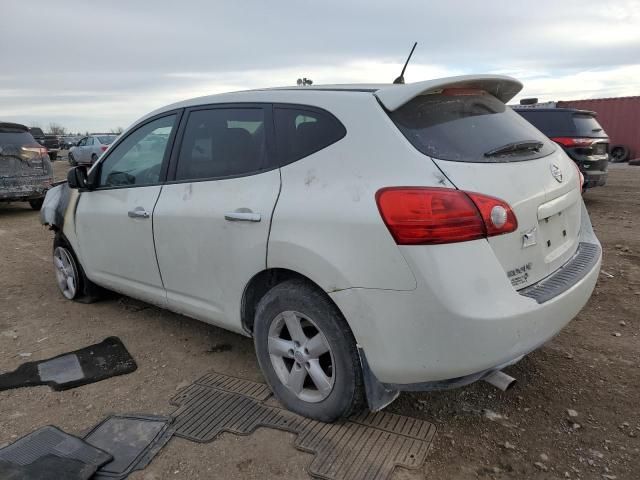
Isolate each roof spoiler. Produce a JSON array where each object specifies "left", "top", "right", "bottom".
[{"left": 374, "top": 74, "right": 523, "bottom": 111}]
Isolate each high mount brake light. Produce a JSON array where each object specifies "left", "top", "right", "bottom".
[
  {"left": 376, "top": 187, "right": 518, "bottom": 245},
  {"left": 551, "top": 137, "right": 594, "bottom": 148},
  {"left": 441, "top": 88, "right": 487, "bottom": 96}
]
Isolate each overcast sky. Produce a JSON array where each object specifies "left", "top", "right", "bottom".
[{"left": 2, "top": 0, "right": 639, "bottom": 133}]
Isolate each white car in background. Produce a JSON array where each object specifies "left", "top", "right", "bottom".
[
  {"left": 43, "top": 74, "right": 601, "bottom": 421},
  {"left": 68, "top": 134, "right": 117, "bottom": 166}
]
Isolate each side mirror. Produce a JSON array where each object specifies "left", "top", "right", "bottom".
[{"left": 67, "top": 166, "right": 90, "bottom": 190}]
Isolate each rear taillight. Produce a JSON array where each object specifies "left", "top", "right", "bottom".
[
  {"left": 21, "top": 146, "right": 48, "bottom": 155},
  {"left": 551, "top": 137, "right": 594, "bottom": 147},
  {"left": 100, "top": 145, "right": 108, "bottom": 152},
  {"left": 572, "top": 163, "right": 584, "bottom": 191},
  {"left": 376, "top": 187, "right": 518, "bottom": 245}
]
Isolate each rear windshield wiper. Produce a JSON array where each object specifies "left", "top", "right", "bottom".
[{"left": 484, "top": 140, "right": 544, "bottom": 157}]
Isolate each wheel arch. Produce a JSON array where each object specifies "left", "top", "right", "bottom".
[{"left": 240, "top": 268, "right": 352, "bottom": 337}]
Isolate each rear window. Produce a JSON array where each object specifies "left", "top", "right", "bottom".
[
  {"left": 389, "top": 92, "right": 555, "bottom": 163},
  {"left": 97, "top": 135, "right": 117, "bottom": 144},
  {"left": 515, "top": 110, "right": 607, "bottom": 138},
  {"left": 572, "top": 114, "right": 607, "bottom": 137},
  {"left": 0, "top": 131, "right": 37, "bottom": 146}
]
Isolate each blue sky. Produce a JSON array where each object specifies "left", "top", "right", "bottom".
[{"left": 1, "top": 0, "right": 638, "bottom": 132}]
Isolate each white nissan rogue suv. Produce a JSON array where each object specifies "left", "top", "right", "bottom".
[{"left": 42, "top": 75, "right": 601, "bottom": 421}]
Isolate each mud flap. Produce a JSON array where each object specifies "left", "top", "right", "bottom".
[{"left": 357, "top": 347, "right": 400, "bottom": 412}]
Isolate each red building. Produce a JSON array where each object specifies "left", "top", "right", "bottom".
[{"left": 557, "top": 96, "right": 640, "bottom": 161}]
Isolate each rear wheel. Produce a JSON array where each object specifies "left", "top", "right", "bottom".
[
  {"left": 29, "top": 198, "right": 44, "bottom": 210},
  {"left": 68, "top": 152, "right": 77, "bottom": 166},
  {"left": 254, "top": 279, "right": 364, "bottom": 421},
  {"left": 49, "top": 152, "right": 57, "bottom": 161},
  {"left": 91, "top": 153, "right": 98, "bottom": 163}
]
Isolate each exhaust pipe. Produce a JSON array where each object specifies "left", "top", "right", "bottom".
[{"left": 483, "top": 370, "right": 516, "bottom": 391}]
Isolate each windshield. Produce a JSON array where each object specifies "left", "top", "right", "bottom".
[
  {"left": 97, "top": 135, "right": 117, "bottom": 145},
  {"left": 389, "top": 92, "right": 555, "bottom": 163}
]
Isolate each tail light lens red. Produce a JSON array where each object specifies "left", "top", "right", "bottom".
[
  {"left": 551, "top": 137, "right": 594, "bottom": 147},
  {"left": 100, "top": 145, "right": 108, "bottom": 152},
  {"left": 572, "top": 162, "right": 584, "bottom": 191},
  {"left": 376, "top": 187, "right": 518, "bottom": 245}
]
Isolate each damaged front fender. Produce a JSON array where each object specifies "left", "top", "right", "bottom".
[{"left": 40, "top": 182, "right": 72, "bottom": 229}]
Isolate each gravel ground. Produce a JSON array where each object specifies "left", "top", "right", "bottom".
[{"left": 1, "top": 157, "right": 638, "bottom": 479}]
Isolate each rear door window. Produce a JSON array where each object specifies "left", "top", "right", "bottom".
[
  {"left": 175, "top": 108, "right": 267, "bottom": 181},
  {"left": 274, "top": 107, "right": 346, "bottom": 165},
  {"left": 389, "top": 92, "right": 555, "bottom": 163}
]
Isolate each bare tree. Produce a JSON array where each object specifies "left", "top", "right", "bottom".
[
  {"left": 110, "top": 127, "right": 124, "bottom": 134},
  {"left": 48, "top": 122, "right": 66, "bottom": 135}
]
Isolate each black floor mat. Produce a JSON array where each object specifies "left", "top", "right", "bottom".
[
  {"left": 171, "top": 372, "right": 437, "bottom": 480},
  {"left": 0, "top": 426, "right": 112, "bottom": 480},
  {"left": 0, "top": 455, "right": 95, "bottom": 480},
  {"left": 84, "top": 414, "right": 173, "bottom": 479},
  {"left": 0, "top": 337, "right": 137, "bottom": 392}
]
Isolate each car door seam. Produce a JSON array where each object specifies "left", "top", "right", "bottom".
[
  {"left": 151, "top": 185, "right": 167, "bottom": 293},
  {"left": 265, "top": 168, "right": 283, "bottom": 269}
]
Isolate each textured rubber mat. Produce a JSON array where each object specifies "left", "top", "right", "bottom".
[
  {"left": 0, "top": 337, "right": 137, "bottom": 392},
  {"left": 0, "top": 455, "right": 93, "bottom": 480},
  {"left": 0, "top": 426, "right": 112, "bottom": 479},
  {"left": 84, "top": 414, "right": 173, "bottom": 480},
  {"left": 171, "top": 372, "right": 436, "bottom": 480}
]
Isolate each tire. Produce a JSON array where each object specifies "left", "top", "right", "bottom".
[
  {"left": 610, "top": 145, "right": 630, "bottom": 163},
  {"left": 52, "top": 234, "right": 102, "bottom": 303},
  {"left": 68, "top": 152, "right": 77, "bottom": 166},
  {"left": 29, "top": 198, "right": 44, "bottom": 210},
  {"left": 254, "top": 279, "right": 364, "bottom": 421},
  {"left": 91, "top": 153, "right": 98, "bottom": 164},
  {"left": 49, "top": 152, "right": 57, "bottom": 161}
]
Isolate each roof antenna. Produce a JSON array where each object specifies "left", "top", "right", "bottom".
[{"left": 393, "top": 42, "right": 417, "bottom": 85}]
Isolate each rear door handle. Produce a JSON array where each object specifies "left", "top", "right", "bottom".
[
  {"left": 224, "top": 211, "right": 261, "bottom": 222},
  {"left": 128, "top": 207, "right": 150, "bottom": 219}
]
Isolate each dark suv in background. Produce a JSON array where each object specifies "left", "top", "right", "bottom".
[
  {"left": 0, "top": 122, "right": 54, "bottom": 209},
  {"left": 513, "top": 107, "right": 609, "bottom": 189}
]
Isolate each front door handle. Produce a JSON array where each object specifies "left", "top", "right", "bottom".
[
  {"left": 128, "top": 207, "right": 150, "bottom": 219},
  {"left": 224, "top": 210, "right": 261, "bottom": 222}
]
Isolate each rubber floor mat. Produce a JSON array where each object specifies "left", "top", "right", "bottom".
[
  {"left": 0, "top": 337, "right": 137, "bottom": 392},
  {"left": 84, "top": 414, "right": 173, "bottom": 479},
  {"left": 0, "top": 426, "right": 112, "bottom": 479},
  {"left": 171, "top": 372, "right": 436, "bottom": 480},
  {"left": 0, "top": 455, "right": 95, "bottom": 480}
]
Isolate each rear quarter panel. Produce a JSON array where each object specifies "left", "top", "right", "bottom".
[{"left": 268, "top": 93, "right": 457, "bottom": 292}]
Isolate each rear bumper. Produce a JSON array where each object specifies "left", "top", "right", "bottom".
[
  {"left": 331, "top": 201, "right": 601, "bottom": 386},
  {"left": 0, "top": 176, "right": 53, "bottom": 201}
]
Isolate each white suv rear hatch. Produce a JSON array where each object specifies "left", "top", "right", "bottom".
[{"left": 380, "top": 78, "right": 583, "bottom": 289}]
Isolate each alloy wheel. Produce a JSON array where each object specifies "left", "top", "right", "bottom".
[
  {"left": 267, "top": 310, "right": 335, "bottom": 403},
  {"left": 53, "top": 247, "right": 78, "bottom": 299}
]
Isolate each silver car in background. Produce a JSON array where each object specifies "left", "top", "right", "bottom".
[{"left": 68, "top": 134, "right": 117, "bottom": 165}]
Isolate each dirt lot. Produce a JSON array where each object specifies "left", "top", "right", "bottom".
[{"left": 1, "top": 157, "right": 638, "bottom": 479}]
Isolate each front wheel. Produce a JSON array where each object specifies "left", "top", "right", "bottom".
[
  {"left": 53, "top": 234, "right": 102, "bottom": 303},
  {"left": 254, "top": 279, "right": 364, "bottom": 421}
]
